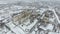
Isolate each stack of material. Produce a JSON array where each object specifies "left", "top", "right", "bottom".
[{"left": 12, "top": 10, "right": 32, "bottom": 25}]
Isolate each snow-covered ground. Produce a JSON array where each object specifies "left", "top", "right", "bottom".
[{"left": 0, "top": 0, "right": 60, "bottom": 34}]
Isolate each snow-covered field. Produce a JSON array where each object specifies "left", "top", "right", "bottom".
[{"left": 0, "top": 0, "right": 60, "bottom": 34}]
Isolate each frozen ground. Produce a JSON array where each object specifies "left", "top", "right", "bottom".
[{"left": 0, "top": 0, "right": 60, "bottom": 34}]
